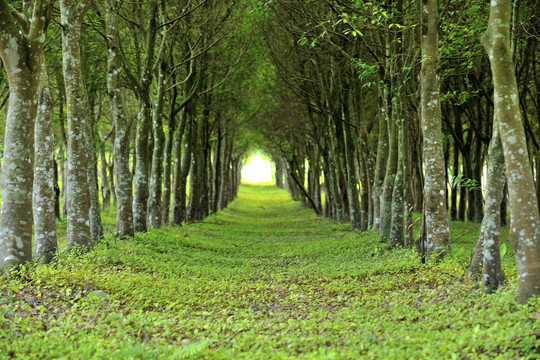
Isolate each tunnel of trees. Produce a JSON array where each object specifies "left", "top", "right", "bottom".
[{"left": 0, "top": 0, "right": 539, "bottom": 306}]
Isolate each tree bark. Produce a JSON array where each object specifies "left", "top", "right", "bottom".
[
  {"left": 33, "top": 63, "right": 57, "bottom": 264},
  {"left": 147, "top": 63, "right": 166, "bottom": 228},
  {"left": 421, "top": 0, "right": 451, "bottom": 259},
  {"left": 60, "top": 0, "right": 93, "bottom": 250},
  {"left": 162, "top": 89, "right": 179, "bottom": 224},
  {"left": 87, "top": 111, "right": 103, "bottom": 241},
  {"left": 0, "top": 0, "right": 51, "bottom": 268},
  {"left": 483, "top": 0, "right": 540, "bottom": 303},
  {"left": 343, "top": 85, "right": 362, "bottom": 229},
  {"left": 106, "top": 0, "right": 133, "bottom": 238},
  {"left": 132, "top": 1, "right": 159, "bottom": 233}
]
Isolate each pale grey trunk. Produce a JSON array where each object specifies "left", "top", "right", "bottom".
[
  {"left": 421, "top": 0, "right": 451, "bottom": 260},
  {"left": 379, "top": 116, "right": 397, "bottom": 241},
  {"left": 100, "top": 147, "right": 110, "bottom": 210},
  {"left": 0, "top": 0, "right": 47, "bottom": 267},
  {"left": 343, "top": 87, "right": 361, "bottom": 230},
  {"left": 372, "top": 49, "right": 391, "bottom": 232},
  {"left": 87, "top": 119, "right": 102, "bottom": 241},
  {"left": 483, "top": 0, "right": 540, "bottom": 303},
  {"left": 60, "top": 0, "right": 93, "bottom": 250},
  {"left": 372, "top": 102, "right": 389, "bottom": 231},
  {"left": 132, "top": 2, "right": 158, "bottom": 233},
  {"left": 481, "top": 122, "right": 505, "bottom": 293},
  {"left": 187, "top": 119, "right": 202, "bottom": 223},
  {"left": 218, "top": 134, "right": 233, "bottom": 210},
  {"left": 33, "top": 64, "right": 57, "bottom": 264},
  {"left": 133, "top": 100, "right": 151, "bottom": 232},
  {"left": 106, "top": 0, "right": 133, "bottom": 238},
  {"left": 147, "top": 66, "right": 166, "bottom": 228},
  {"left": 172, "top": 109, "right": 194, "bottom": 224},
  {"left": 161, "top": 92, "right": 179, "bottom": 225}
]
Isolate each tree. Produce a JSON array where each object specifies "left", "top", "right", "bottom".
[
  {"left": 33, "top": 64, "right": 57, "bottom": 264},
  {"left": 0, "top": 0, "right": 52, "bottom": 269},
  {"left": 59, "top": 0, "right": 93, "bottom": 250},
  {"left": 105, "top": 0, "right": 134, "bottom": 238},
  {"left": 483, "top": 0, "right": 540, "bottom": 303},
  {"left": 420, "top": 0, "right": 451, "bottom": 260}
]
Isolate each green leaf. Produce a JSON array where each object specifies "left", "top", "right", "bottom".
[{"left": 500, "top": 243, "right": 507, "bottom": 259}]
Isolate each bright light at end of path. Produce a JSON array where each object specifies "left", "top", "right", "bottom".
[{"left": 242, "top": 154, "right": 273, "bottom": 184}]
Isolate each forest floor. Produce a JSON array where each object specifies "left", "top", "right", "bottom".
[{"left": 0, "top": 184, "right": 539, "bottom": 359}]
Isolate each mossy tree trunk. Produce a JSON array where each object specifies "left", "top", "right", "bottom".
[
  {"left": 147, "top": 62, "right": 167, "bottom": 228},
  {"left": 106, "top": 0, "right": 133, "bottom": 238},
  {"left": 60, "top": 0, "right": 94, "bottom": 250},
  {"left": 421, "top": 0, "right": 451, "bottom": 259},
  {"left": 0, "top": 0, "right": 51, "bottom": 269},
  {"left": 33, "top": 63, "right": 57, "bottom": 264},
  {"left": 131, "top": 1, "right": 159, "bottom": 233},
  {"left": 483, "top": 0, "right": 540, "bottom": 303}
]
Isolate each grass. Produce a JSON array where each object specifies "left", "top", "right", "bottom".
[{"left": 1, "top": 184, "right": 539, "bottom": 359}]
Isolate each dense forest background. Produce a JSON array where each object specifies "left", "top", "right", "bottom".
[
  {"left": 0, "top": 0, "right": 539, "bottom": 319},
  {"left": 0, "top": 0, "right": 540, "bottom": 357}
]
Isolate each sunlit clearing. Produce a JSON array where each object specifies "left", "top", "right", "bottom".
[{"left": 242, "top": 154, "right": 273, "bottom": 184}]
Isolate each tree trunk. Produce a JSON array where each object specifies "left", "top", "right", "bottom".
[
  {"left": 147, "top": 64, "right": 166, "bottom": 228},
  {"left": 60, "top": 0, "right": 93, "bottom": 250},
  {"left": 0, "top": 0, "right": 50, "bottom": 269},
  {"left": 483, "top": 0, "right": 540, "bottom": 303},
  {"left": 421, "top": 0, "right": 451, "bottom": 259},
  {"left": 420, "top": 0, "right": 450, "bottom": 259},
  {"left": 343, "top": 86, "right": 362, "bottom": 229},
  {"left": 33, "top": 63, "right": 57, "bottom": 264},
  {"left": 132, "top": 1, "right": 159, "bottom": 233},
  {"left": 481, "top": 121, "right": 505, "bottom": 293},
  {"left": 162, "top": 90, "right": 180, "bottom": 224},
  {"left": 172, "top": 105, "right": 194, "bottom": 225},
  {"left": 106, "top": 0, "right": 133, "bottom": 238},
  {"left": 99, "top": 148, "right": 110, "bottom": 210},
  {"left": 87, "top": 110, "right": 103, "bottom": 242},
  {"left": 389, "top": 125, "right": 404, "bottom": 247},
  {"left": 213, "top": 118, "right": 223, "bottom": 213},
  {"left": 380, "top": 115, "right": 398, "bottom": 241}
]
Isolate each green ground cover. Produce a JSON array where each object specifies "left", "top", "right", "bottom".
[{"left": 1, "top": 184, "right": 539, "bottom": 359}]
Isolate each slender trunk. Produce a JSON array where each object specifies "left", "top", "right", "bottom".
[
  {"left": 389, "top": 125, "right": 404, "bottom": 247},
  {"left": 343, "top": 85, "right": 361, "bottom": 229},
  {"left": 482, "top": 122, "right": 505, "bottom": 293},
  {"left": 372, "top": 98, "right": 389, "bottom": 230},
  {"left": 87, "top": 110, "right": 102, "bottom": 241},
  {"left": 450, "top": 145, "right": 459, "bottom": 220},
  {"left": 483, "top": 0, "right": 540, "bottom": 303},
  {"left": 380, "top": 115, "right": 398, "bottom": 241},
  {"left": 53, "top": 158, "right": 61, "bottom": 220},
  {"left": 132, "top": 1, "right": 159, "bottom": 233},
  {"left": 187, "top": 119, "right": 202, "bottom": 223},
  {"left": 33, "top": 64, "right": 57, "bottom": 264},
  {"left": 106, "top": 0, "right": 133, "bottom": 238},
  {"left": 100, "top": 148, "right": 110, "bottom": 210},
  {"left": 147, "top": 64, "right": 166, "bottom": 228},
  {"left": 421, "top": 0, "right": 451, "bottom": 259},
  {"left": 60, "top": 0, "right": 93, "bottom": 249},
  {"left": 162, "top": 90, "right": 179, "bottom": 224},
  {"left": 403, "top": 118, "right": 414, "bottom": 246},
  {"left": 172, "top": 106, "right": 194, "bottom": 224},
  {"left": 213, "top": 118, "right": 222, "bottom": 213}
]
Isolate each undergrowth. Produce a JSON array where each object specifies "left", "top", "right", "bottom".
[{"left": 1, "top": 184, "right": 538, "bottom": 359}]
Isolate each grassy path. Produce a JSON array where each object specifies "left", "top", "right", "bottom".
[{"left": 1, "top": 184, "right": 539, "bottom": 359}]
